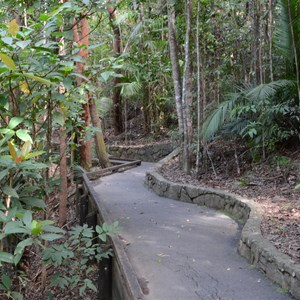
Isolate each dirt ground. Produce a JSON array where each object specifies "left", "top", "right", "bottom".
[{"left": 159, "top": 138, "right": 300, "bottom": 265}]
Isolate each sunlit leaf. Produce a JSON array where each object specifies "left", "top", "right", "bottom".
[
  {"left": 1, "top": 37, "right": 13, "bottom": 45},
  {"left": 19, "top": 81, "right": 30, "bottom": 94},
  {"left": 16, "top": 40, "right": 31, "bottom": 49},
  {"left": 20, "top": 73, "right": 53, "bottom": 85},
  {"left": 16, "top": 129, "right": 32, "bottom": 143},
  {"left": 7, "top": 142, "right": 17, "bottom": 159},
  {"left": 24, "top": 151, "right": 44, "bottom": 160},
  {"left": 0, "top": 53, "right": 16, "bottom": 70},
  {"left": 20, "top": 141, "right": 32, "bottom": 157},
  {"left": 8, "top": 19, "right": 19, "bottom": 35}
]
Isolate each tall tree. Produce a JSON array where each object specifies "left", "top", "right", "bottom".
[
  {"left": 73, "top": 16, "right": 92, "bottom": 171},
  {"left": 108, "top": 6, "right": 123, "bottom": 135},
  {"left": 167, "top": 0, "right": 193, "bottom": 173}
]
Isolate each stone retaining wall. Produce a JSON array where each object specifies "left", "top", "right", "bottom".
[
  {"left": 144, "top": 149, "right": 300, "bottom": 299},
  {"left": 107, "top": 142, "right": 174, "bottom": 162}
]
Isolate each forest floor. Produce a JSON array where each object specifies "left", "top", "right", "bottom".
[{"left": 158, "top": 138, "right": 300, "bottom": 265}]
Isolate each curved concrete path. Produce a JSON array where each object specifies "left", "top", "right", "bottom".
[{"left": 93, "top": 163, "right": 293, "bottom": 300}]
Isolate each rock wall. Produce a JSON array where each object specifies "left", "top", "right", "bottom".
[
  {"left": 107, "top": 142, "right": 174, "bottom": 162},
  {"left": 144, "top": 149, "right": 300, "bottom": 299}
]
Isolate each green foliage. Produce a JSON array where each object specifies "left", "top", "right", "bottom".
[
  {"left": 275, "top": 0, "right": 300, "bottom": 67},
  {"left": 0, "top": 220, "right": 118, "bottom": 298},
  {"left": 43, "top": 223, "right": 118, "bottom": 298}
]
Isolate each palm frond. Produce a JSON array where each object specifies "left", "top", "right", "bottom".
[
  {"left": 275, "top": 0, "right": 300, "bottom": 64},
  {"left": 245, "top": 80, "right": 295, "bottom": 101},
  {"left": 201, "top": 97, "right": 238, "bottom": 141},
  {"left": 123, "top": 21, "right": 143, "bottom": 52},
  {"left": 118, "top": 81, "right": 142, "bottom": 98}
]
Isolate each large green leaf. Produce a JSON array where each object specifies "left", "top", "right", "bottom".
[
  {"left": 8, "top": 116, "right": 23, "bottom": 129},
  {"left": 4, "top": 221, "right": 28, "bottom": 234},
  {"left": 1, "top": 274, "right": 11, "bottom": 290},
  {"left": 0, "top": 53, "right": 16, "bottom": 70},
  {"left": 0, "top": 252, "right": 13, "bottom": 264},
  {"left": 40, "top": 233, "right": 63, "bottom": 241},
  {"left": 16, "top": 40, "right": 31, "bottom": 49},
  {"left": 53, "top": 111, "right": 65, "bottom": 126},
  {"left": 16, "top": 129, "right": 32, "bottom": 143},
  {"left": 2, "top": 186, "right": 19, "bottom": 198},
  {"left": 20, "top": 197, "right": 46, "bottom": 209},
  {"left": 20, "top": 141, "right": 32, "bottom": 157},
  {"left": 18, "top": 73, "right": 54, "bottom": 85},
  {"left": 22, "top": 211, "right": 32, "bottom": 228},
  {"left": 0, "top": 169, "right": 9, "bottom": 181}
]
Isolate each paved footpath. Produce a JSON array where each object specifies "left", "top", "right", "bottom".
[{"left": 93, "top": 162, "right": 293, "bottom": 300}]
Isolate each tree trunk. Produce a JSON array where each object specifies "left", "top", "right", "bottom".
[
  {"left": 73, "top": 17, "right": 92, "bottom": 171},
  {"left": 167, "top": 1, "right": 183, "bottom": 136},
  {"left": 59, "top": 126, "right": 68, "bottom": 227},
  {"left": 167, "top": 0, "right": 193, "bottom": 174},
  {"left": 269, "top": 0, "right": 274, "bottom": 81},
  {"left": 108, "top": 6, "right": 123, "bottom": 135},
  {"left": 181, "top": 0, "right": 193, "bottom": 174},
  {"left": 58, "top": 9, "right": 68, "bottom": 227},
  {"left": 89, "top": 98, "right": 111, "bottom": 168},
  {"left": 195, "top": 0, "right": 202, "bottom": 177}
]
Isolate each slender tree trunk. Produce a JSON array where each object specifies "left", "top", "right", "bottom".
[
  {"left": 89, "top": 98, "right": 111, "bottom": 168},
  {"left": 269, "top": 0, "right": 274, "bottom": 81},
  {"left": 58, "top": 10, "right": 68, "bottom": 227},
  {"left": 181, "top": 0, "right": 193, "bottom": 174},
  {"left": 195, "top": 0, "right": 202, "bottom": 177},
  {"left": 59, "top": 125, "right": 68, "bottom": 227},
  {"left": 167, "top": 1, "right": 183, "bottom": 136},
  {"left": 73, "top": 17, "right": 92, "bottom": 171},
  {"left": 108, "top": 6, "right": 123, "bottom": 135}
]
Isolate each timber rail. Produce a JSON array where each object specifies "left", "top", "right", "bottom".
[{"left": 76, "top": 158, "right": 144, "bottom": 300}]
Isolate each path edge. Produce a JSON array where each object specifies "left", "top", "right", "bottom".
[{"left": 144, "top": 148, "right": 300, "bottom": 299}]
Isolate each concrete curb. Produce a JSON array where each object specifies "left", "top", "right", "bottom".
[
  {"left": 107, "top": 142, "right": 174, "bottom": 163},
  {"left": 144, "top": 149, "right": 300, "bottom": 299}
]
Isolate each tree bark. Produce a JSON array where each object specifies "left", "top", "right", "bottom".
[
  {"left": 167, "top": 1, "right": 183, "bottom": 136},
  {"left": 181, "top": 0, "right": 193, "bottom": 174},
  {"left": 167, "top": 0, "right": 193, "bottom": 174},
  {"left": 107, "top": 6, "right": 123, "bottom": 135},
  {"left": 73, "top": 17, "right": 92, "bottom": 171},
  {"left": 89, "top": 98, "right": 111, "bottom": 168},
  {"left": 59, "top": 126, "right": 68, "bottom": 227},
  {"left": 195, "top": 0, "right": 202, "bottom": 177},
  {"left": 269, "top": 0, "right": 274, "bottom": 81}
]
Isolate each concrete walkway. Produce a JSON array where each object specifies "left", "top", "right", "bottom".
[{"left": 93, "top": 163, "right": 293, "bottom": 300}]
